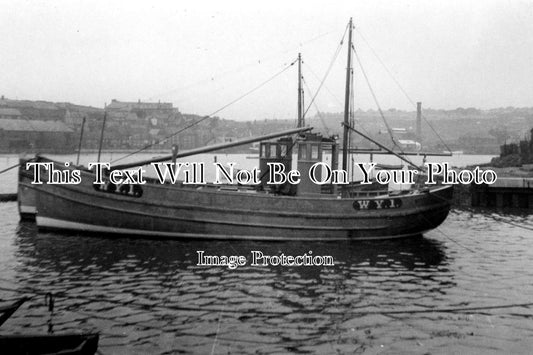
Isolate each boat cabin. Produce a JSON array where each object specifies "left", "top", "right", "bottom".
[{"left": 259, "top": 132, "right": 338, "bottom": 196}]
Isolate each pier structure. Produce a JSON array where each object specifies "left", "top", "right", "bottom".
[{"left": 471, "top": 177, "right": 533, "bottom": 208}]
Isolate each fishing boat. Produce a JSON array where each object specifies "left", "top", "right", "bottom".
[
  {"left": 0, "top": 298, "right": 27, "bottom": 327},
  {"left": 0, "top": 298, "right": 99, "bottom": 355},
  {"left": 18, "top": 157, "right": 37, "bottom": 219},
  {"left": 0, "top": 333, "right": 99, "bottom": 355},
  {"left": 18, "top": 19, "right": 453, "bottom": 240}
]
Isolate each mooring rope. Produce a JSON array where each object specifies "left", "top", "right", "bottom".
[
  {"left": 489, "top": 215, "right": 533, "bottom": 231},
  {"left": 0, "top": 278, "right": 531, "bottom": 318}
]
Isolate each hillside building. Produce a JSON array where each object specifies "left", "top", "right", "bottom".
[{"left": 0, "top": 118, "right": 74, "bottom": 152}]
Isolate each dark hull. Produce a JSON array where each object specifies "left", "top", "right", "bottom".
[
  {"left": 24, "top": 159, "right": 453, "bottom": 241},
  {"left": 0, "top": 333, "right": 99, "bottom": 355},
  {"left": 18, "top": 157, "right": 37, "bottom": 220},
  {"left": 0, "top": 298, "right": 27, "bottom": 328}
]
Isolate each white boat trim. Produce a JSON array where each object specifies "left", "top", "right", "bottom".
[
  {"left": 36, "top": 216, "right": 425, "bottom": 241},
  {"left": 19, "top": 205, "right": 36, "bottom": 214}
]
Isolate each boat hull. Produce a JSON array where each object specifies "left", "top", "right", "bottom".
[
  {"left": 27, "top": 163, "right": 453, "bottom": 241},
  {"left": 18, "top": 157, "right": 38, "bottom": 220},
  {"left": 0, "top": 333, "right": 99, "bottom": 355}
]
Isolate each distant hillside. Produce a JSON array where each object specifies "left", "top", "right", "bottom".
[
  {"left": 308, "top": 107, "right": 533, "bottom": 154},
  {"left": 0, "top": 97, "right": 296, "bottom": 153},
  {"left": 0, "top": 96, "right": 531, "bottom": 154}
]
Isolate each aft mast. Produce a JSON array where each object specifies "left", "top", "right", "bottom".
[
  {"left": 342, "top": 18, "right": 353, "bottom": 174},
  {"left": 297, "top": 53, "right": 304, "bottom": 128}
]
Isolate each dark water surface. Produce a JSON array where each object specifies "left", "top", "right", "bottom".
[{"left": 0, "top": 202, "right": 532, "bottom": 354}]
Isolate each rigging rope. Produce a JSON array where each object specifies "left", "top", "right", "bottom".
[
  {"left": 303, "top": 62, "right": 344, "bottom": 108},
  {"left": 354, "top": 26, "right": 452, "bottom": 153},
  {"left": 352, "top": 44, "right": 403, "bottom": 154},
  {"left": 302, "top": 58, "right": 377, "bottom": 144},
  {"left": 0, "top": 163, "right": 20, "bottom": 175},
  {"left": 146, "top": 30, "right": 336, "bottom": 102},
  {"left": 301, "top": 77, "right": 330, "bottom": 136},
  {"left": 302, "top": 60, "right": 382, "bottom": 145},
  {"left": 111, "top": 59, "right": 298, "bottom": 165},
  {"left": 303, "top": 23, "right": 349, "bottom": 118}
]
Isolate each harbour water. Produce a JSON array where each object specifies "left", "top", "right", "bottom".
[{"left": 1, "top": 153, "right": 532, "bottom": 354}]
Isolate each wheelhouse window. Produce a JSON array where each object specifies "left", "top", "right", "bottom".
[
  {"left": 279, "top": 144, "right": 287, "bottom": 157},
  {"left": 298, "top": 144, "right": 307, "bottom": 159},
  {"left": 260, "top": 144, "right": 267, "bottom": 158},
  {"left": 311, "top": 144, "right": 319, "bottom": 159},
  {"left": 270, "top": 145, "right": 277, "bottom": 158}
]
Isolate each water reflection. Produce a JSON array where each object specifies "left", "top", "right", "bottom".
[
  {"left": 10, "top": 223, "right": 456, "bottom": 353},
  {"left": 14, "top": 223, "right": 448, "bottom": 277},
  {"left": 2, "top": 208, "right": 531, "bottom": 353}
]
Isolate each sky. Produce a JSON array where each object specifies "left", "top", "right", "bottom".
[{"left": 1, "top": 0, "right": 533, "bottom": 121}]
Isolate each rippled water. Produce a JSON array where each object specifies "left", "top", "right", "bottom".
[
  {"left": 0, "top": 201, "right": 532, "bottom": 354},
  {"left": 0, "top": 153, "right": 531, "bottom": 353}
]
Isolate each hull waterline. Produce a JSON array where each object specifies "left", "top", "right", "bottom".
[{"left": 23, "top": 161, "right": 453, "bottom": 241}]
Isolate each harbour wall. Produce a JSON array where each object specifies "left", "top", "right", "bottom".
[{"left": 452, "top": 176, "right": 533, "bottom": 209}]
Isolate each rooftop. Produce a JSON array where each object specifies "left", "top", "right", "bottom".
[
  {"left": 0, "top": 108, "right": 22, "bottom": 116},
  {"left": 106, "top": 99, "right": 173, "bottom": 111},
  {"left": 0, "top": 119, "right": 73, "bottom": 133},
  {"left": 0, "top": 98, "right": 59, "bottom": 110}
]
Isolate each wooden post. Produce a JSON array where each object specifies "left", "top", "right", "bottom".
[
  {"left": 331, "top": 142, "right": 338, "bottom": 195},
  {"left": 97, "top": 111, "right": 107, "bottom": 163},
  {"left": 416, "top": 102, "right": 422, "bottom": 146},
  {"left": 171, "top": 144, "right": 178, "bottom": 166},
  {"left": 76, "top": 116, "right": 86, "bottom": 166}
]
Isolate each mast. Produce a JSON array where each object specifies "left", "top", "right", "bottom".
[
  {"left": 342, "top": 18, "right": 353, "bottom": 173},
  {"left": 97, "top": 111, "right": 107, "bottom": 163},
  {"left": 76, "top": 116, "right": 86, "bottom": 166},
  {"left": 297, "top": 53, "right": 304, "bottom": 127}
]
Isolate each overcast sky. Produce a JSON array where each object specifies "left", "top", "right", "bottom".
[{"left": 1, "top": 0, "right": 533, "bottom": 121}]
